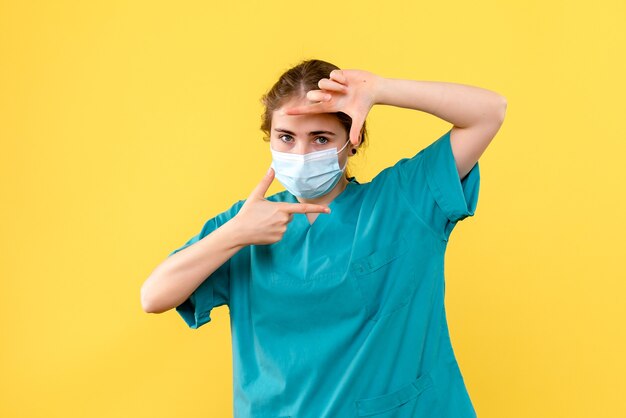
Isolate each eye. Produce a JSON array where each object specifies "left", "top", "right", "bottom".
[
  {"left": 314, "top": 136, "right": 329, "bottom": 145},
  {"left": 279, "top": 134, "right": 293, "bottom": 143}
]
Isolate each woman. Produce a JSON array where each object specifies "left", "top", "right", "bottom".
[{"left": 141, "top": 59, "right": 506, "bottom": 417}]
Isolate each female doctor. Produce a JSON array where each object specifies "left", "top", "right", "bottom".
[{"left": 141, "top": 59, "right": 506, "bottom": 418}]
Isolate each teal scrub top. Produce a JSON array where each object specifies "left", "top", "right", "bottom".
[{"left": 168, "top": 129, "right": 480, "bottom": 418}]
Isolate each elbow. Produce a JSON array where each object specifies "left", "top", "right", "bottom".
[
  {"left": 141, "top": 282, "right": 163, "bottom": 314},
  {"left": 496, "top": 95, "right": 507, "bottom": 123},
  {"left": 141, "top": 287, "right": 155, "bottom": 313},
  {"left": 479, "top": 95, "right": 507, "bottom": 127}
]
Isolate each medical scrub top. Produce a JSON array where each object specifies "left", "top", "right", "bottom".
[{"left": 168, "top": 129, "right": 481, "bottom": 418}]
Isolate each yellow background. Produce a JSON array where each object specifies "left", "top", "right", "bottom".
[{"left": 1, "top": 1, "right": 625, "bottom": 417}]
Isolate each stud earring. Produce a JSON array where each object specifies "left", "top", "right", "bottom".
[{"left": 351, "top": 148, "right": 357, "bottom": 155}]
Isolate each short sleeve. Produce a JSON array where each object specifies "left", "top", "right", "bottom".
[
  {"left": 388, "top": 129, "right": 481, "bottom": 241},
  {"left": 168, "top": 199, "right": 245, "bottom": 329}
]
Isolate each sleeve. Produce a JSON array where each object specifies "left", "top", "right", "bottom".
[
  {"left": 167, "top": 199, "right": 245, "bottom": 329},
  {"left": 388, "top": 129, "right": 481, "bottom": 241}
]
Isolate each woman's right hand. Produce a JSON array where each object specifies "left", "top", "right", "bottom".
[{"left": 231, "top": 168, "right": 331, "bottom": 246}]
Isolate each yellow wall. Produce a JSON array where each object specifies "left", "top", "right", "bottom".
[{"left": 1, "top": 1, "right": 625, "bottom": 417}]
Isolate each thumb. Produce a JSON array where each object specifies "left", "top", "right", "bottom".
[
  {"left": 249, "top": 167, "right": 275, "bottom": 199},
  {"left": 349, "top": 116, "right": 363, "bottom": 146}
]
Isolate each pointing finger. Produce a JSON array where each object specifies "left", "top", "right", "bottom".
[{"left": 280, "top": 202, "right": 331, "bottom": 214}]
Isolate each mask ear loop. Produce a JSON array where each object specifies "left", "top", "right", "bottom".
[
  {"left": 340, "top": 157, "right": 349, "bottom": 171},
  {"left": 339, "top": 138, "right": 353, "bottom": 172},
  {"left": 336, "top": 138, "right": 351, "bottom": 155}
]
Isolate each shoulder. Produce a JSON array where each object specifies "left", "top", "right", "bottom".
[{"left": 368, "top": 149, "right": 428, "bottom": 193}]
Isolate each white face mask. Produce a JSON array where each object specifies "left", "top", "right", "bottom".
[{"left": 270, "top": 139, "right": 351, "bottom": 199}]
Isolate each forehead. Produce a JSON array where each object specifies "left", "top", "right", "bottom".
[{"left": 271, "top": 99, "right": 343, "bottom": 132}]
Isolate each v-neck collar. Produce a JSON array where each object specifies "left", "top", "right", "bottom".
[{"left": 287, "top": 177, "right": 360, "bottom": 229}]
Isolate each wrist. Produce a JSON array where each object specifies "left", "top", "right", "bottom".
[
  {"left": 371, "top": 74, "right": 389, "bottom": 106},
  {"left": 223, "top": 216, "right": 249, "bottom": 249}
]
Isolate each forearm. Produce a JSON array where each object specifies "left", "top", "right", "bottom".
[
  {"left": 373, "top": 77, "right": 506, "bottom": 128},
  {"left": 141, "top": 218, "right": 247, "bottom": 314}
]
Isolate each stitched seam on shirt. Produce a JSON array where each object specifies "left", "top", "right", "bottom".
[
  {"left": 395, "top": 164, "right": 447, "bottom": 243},
  {"left": 422, "top": 142, "right": 461, "bottom": 223}
]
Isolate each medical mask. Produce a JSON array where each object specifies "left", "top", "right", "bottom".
[{"left": 270, "top": 139, "right": 351, "bottom": 199}]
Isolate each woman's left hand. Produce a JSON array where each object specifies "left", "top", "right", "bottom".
[{"left": 282, "top": 69, "right": 382, "bottom": 146}]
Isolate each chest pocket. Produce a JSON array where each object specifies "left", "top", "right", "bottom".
[{"left": 349, "top": 234, "right": 418, "bottom": 322}]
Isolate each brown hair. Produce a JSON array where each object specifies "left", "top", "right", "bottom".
[{"left": 259, "top": 59, "right": 368, "bottom": 180}]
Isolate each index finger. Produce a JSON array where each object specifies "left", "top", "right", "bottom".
[{"left": 279, "top": 202, "right": 331, "bottom": 214}]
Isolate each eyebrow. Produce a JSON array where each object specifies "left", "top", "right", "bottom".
[{"left": 274, "top": 128, "right": 336, "bottom": 136}]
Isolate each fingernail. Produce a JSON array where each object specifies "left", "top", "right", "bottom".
[{"left": 267, "top": 167, "right": 272, "bottom": 175}]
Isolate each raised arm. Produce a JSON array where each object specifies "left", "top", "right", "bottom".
[
  {"left": 282, "top": 69, "right": 507, "bottom": 181},
  {"left": 374, "top": 77, "right": 507, "bottom": 180}
]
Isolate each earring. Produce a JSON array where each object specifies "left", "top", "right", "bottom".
[{"left": 351, "top": 148, "right": 357, "bottom": 155}]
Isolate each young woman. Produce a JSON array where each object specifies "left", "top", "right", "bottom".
[{"left": 141, "top": 59, "right": 506, "bottom": 418}]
